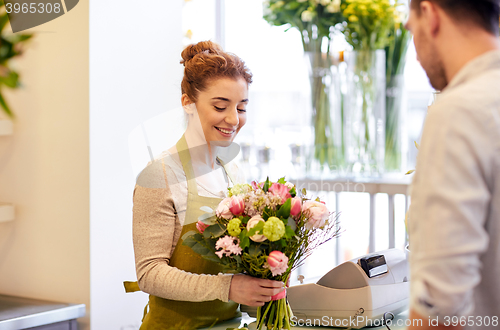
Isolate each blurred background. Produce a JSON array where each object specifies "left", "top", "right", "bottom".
[{"left": 0, "top": 1, "right": 433, "bottom": 329}]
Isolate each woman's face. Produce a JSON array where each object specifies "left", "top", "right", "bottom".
[{"left": 184, "top": 77, "right": 248, "bottom": 145}]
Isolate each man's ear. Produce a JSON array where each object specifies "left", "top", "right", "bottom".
[
  {"left": 421, "top": 1, "right": 440, "bottom": 37},
  {"left": 181, "top": 94, "right": 195, "bottom": 114}
]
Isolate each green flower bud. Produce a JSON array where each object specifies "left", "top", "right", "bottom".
[
  {"left": 263, "top": 216, "right": 285, "bottom": 242},
  {"left": 227, "top": 218, "right": 242, "bottom": 237}
]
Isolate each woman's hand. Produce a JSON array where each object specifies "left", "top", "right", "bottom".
[{"left": 228, "top": 274, "right": 285, "bottom": 306}]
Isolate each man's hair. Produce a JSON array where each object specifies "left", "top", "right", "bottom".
[{"left": 411, "top": 0, "right": 500, "bottom": 35}]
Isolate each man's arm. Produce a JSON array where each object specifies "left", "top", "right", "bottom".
[{"left": 408, "top": 96, "right": 493, "bottom": 325}]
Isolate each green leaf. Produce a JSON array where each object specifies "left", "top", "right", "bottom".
[
  {"left": 0, "top": 92, "right": 13, "bottom": 118},
  {"left": 240, "top": 235, "right": 250, "bottom": 250},
  {"left": 289, "top": 186, "right": 296, "bottom": 197},
  {"left": 181, "top": 230, "right": 197, "bottom": 241},
  {"left": 200, "top": 206, "right": 213, "bottom": 213},
  {"left": 249, "top": 244, "right": 263, "bottom": 257},
  {"left": 247, "top": 221, "right": 264, "bottom": 237},
  {"left": 302, "top": 188, "right": 307, "bottom": 196},
  {"left": 405, "top": 169, "right": 415, "bottom": 175},
  {"left": 285, "top": 225, "right": 295, "bottom": 239},
  {"left": 203, "top": 223, "right": 226, "bottom": 239},
  {"left": 0, "top": 13, "right": 9, "bottom": 33},
  {"left": 202, "top": 254, "right": 221, "bottom": 263},
  {"left": 315, "top": 197, "right": 321, "bottom": 202},
  {"left": 277, "top": 177, "right": 286, "bottom": 184},
  {"left": 262, "top": 206, "right": 272, "bottom": 220},
  {"left": 198, "top": 213, "right": 216, "bottom": 224},
  {"left": 263, "top": 176, "right": 270, "bottom": 192},
  {"left": 276, "top": 198, "right": 291, "bottom": 219},
  {"left": 279, "top": 239, "right": 287, "bottom": 247},
  {"left": 191, "top": 242, "right": 212, "bottom": 256}
]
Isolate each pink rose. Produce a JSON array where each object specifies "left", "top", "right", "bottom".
[
  {"left": 290, "top": 197, "right": 302, "bottom": 217},
  {"left": 196, "top": 220, "right": 209, "bottom": 234},
  {"left": 265, "top": 250, "right": 288, "bottom": 277},
  {"left": 216, "top": 197, "right": 233, "bottom": 220},
  {"left": 246, "top": 215, "right": 266, "bottom": 242},
  {"left": 229, "top": 196, "right": 245, "bottom": 216},
  {"left": 302, "top": 200, "right": 330, "bottom": 230},
  {"left": 268, "top": 183, "right": 292, "bottom": 202}
]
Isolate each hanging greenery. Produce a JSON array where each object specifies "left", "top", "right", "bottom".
[{"left": 0, "top": 0, "right": 33, "bottom": 119}]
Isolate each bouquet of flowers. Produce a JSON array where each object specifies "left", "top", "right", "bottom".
[{"left": 182, "top": 177, "right": 340, "bottom": 330}]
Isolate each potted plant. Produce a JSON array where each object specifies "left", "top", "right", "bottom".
[{"left": 0, "top": 0, "right": 33, "bottom": 120}]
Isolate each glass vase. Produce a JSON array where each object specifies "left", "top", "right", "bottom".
[
  {"left": 385, "top": 74, "right": 406, "bottom": 173},
  {"left": 344, "top": 50, "right": 386, "bottom": 177},
  {"left": 304, "top": 51, "right": 343, "bottom": 179}
]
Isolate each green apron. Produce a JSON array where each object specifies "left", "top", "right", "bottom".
[{"left": 124, "top": 135, "right": 239, "bottom": 329}]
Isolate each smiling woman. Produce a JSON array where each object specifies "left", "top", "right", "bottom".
[{"left": 125, "top": 41, "right": 285, "bottom": 329}]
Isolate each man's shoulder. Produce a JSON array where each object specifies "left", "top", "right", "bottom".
[{"left": 433, "top": 68, "right": 500, "bottom": 120}]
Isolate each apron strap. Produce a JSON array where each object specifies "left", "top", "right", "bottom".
[
  {"left": 176, "top": 135, "right": 199, "bottom": 195},
  {"left": 123, "top": 281, "right": 141, "bottom": 293}
]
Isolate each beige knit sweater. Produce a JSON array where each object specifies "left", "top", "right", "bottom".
[{"left": 133, "top": 150, "right": 244, "bottom": 302}]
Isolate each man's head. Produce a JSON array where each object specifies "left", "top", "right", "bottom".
[{"left": 406, "top": 0, "right": 500, "bottom": 90}]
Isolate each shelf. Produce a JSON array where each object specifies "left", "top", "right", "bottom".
[
  {"left": 0, "top": 294, "right": 86, "bottom": 329},
  {"left": 0, "top": 203, "right": 15, "bottom": 222},
  {"left": 0, "top": 119, "right": 13, "bottom": 136}
]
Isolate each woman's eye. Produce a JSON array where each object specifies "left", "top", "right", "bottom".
[
  {"left": 214, "top": 106, "right": 225, "bottom": 111},
  {"left": 237, "top": 109, "right": 246, "bottom": 112}
]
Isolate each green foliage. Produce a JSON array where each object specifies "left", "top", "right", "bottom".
[
  {"left": 246, "top": 221, "right": 264, "bottom": 237},
  {"left": 276, "top": 198, "right": 291, "bottom": 219},
  {"left": 263, "top": 0, "right": 346, "bottom": 43},
  {"left": 0, "top": 4, "right": 33, "bottom": 118},
  {"left": 341, "top": 0, "right": 402, "bottom": 51},
  {"left": 203, "top": 223, "right": 226, "bottom": 239},
  {"left": 263, "top": 176, "right": 270, "bottom": 192}
]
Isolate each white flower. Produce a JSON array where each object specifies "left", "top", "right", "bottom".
[
  {"left": 301, "top": 10, "right": 314, "bottom": 22},
  {"left": 216, "top": 197, "right": 233, "bottom": 220},
  {"left": 326, "top": 0, "right": 340, "bottom": 13},
  {"left": 285, "top": 181, "right": 294, "bottom": 190},
  {"left": 320, "top": 0, "right": 331, "bottom": 6},
  {"left": 247, "top": 215, "right": 267, "bottom": 242}
]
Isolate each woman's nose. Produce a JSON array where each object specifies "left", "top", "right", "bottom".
[{"left": 225, "top": 107, "right": 239, "bottom": 127}]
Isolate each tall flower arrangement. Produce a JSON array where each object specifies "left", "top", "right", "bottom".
[
  {"left": 341, "top": 0, "right": 402, "bottom": 175},
  {"left": 183, "top": 178, "right": 340, "bottom": 330},
  {"left": 385, "top": 20, "right": 411, "bottom": 172},
  {"left": 263, "top": 0, "right": 346, "bottom": 173}
]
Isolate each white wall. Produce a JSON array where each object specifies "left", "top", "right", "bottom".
[
  {"left": 89, "top": 1, "right": 183, "bottom": 329},
  {"left": 0, "top": 2, "right": 90, "bottom": 329}
]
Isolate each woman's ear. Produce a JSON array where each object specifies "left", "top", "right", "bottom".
[
  {"left": 181, "top": 94, "right": 192, "bottom": 106},
  {"left": 181, "top": 94, "right": 195, "bottom": 114}
]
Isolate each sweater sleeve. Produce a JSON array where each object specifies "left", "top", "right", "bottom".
[{"left": 132, "top": 159, "right": 233, "bottom": 302}]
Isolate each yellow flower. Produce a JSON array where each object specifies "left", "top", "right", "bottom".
[
  {"left": 184, "top": 29, "right": 193, "bottom": 39},
  {"left": 348, "top": 15, "right": 359, "bottom": 22}
]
